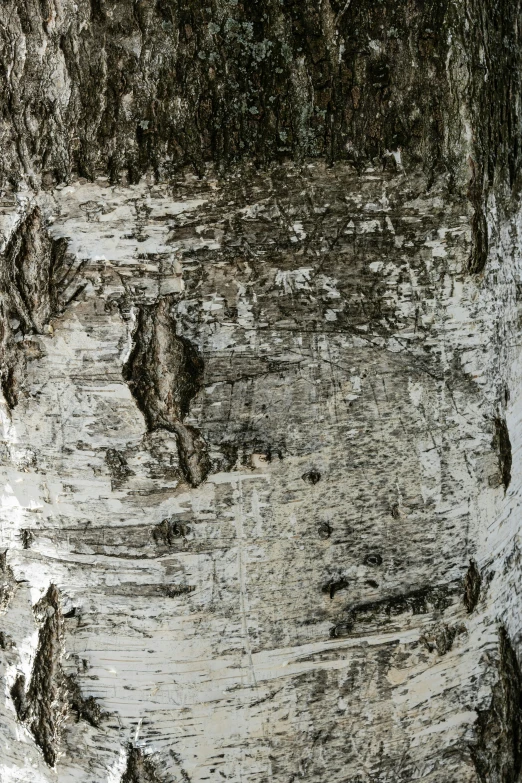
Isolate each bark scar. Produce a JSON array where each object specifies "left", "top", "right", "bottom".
[{"left": 123, "top": 295, "right": 210, "bottom": 487}]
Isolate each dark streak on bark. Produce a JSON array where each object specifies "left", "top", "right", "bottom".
[
  {"left": 105, "top": 448, "right": 134, "bottom": 488},
  {"left": 471, "top": 626, "right": 522, "bottom": 783},
  {"left": 322, "top": 578, "right": 349, "bottom": 600},
  {"left": 463, "top": 559, "right": 482, "bottom": 614},
  {"left": 64, "top": 673, "right": 103, "bottom": 728},
  {"left": 420, "top": 623, "right": 464, "bottom": 656},
  {"left": 153, "top": 518, "right": 191, "bottom": 546},
  {"left": 0, "top": 208, "right": 79, "bottom": 409},
  {"left": 121, "top": 746, "right": 163, "bottom": 783},
  {"left": 123, "top": 296, "right": 210, "bottom": 487},
  {"left": 330, "top": 584, "right": 456, "bottom": 638},
  {"left": 0, "top": 550, "right": 16, "bottom": 613},
  {"left": 11, "top": 584, "right": 64, "bottom": 766},
  {"left": 465, "top": 0, "right": 522, "bottom": 273},
  {"left": 302, "top": 469, "right": 321, "bottom": 485},
  {"left": 494, "top": 417, "right": 512, "bottom": 491},
  {"left": 9, "top": 584, "right": 102, "bottom": 766},
  {"left": 20, "top": 529, "right": 34, "bottom": 550}
]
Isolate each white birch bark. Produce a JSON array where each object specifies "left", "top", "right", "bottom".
[{"left": 0, "top": 2, "right": 522, "bottom": 782}]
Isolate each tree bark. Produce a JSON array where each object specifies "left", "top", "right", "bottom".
[{"left": 1, "top": 1, "right": 522, "bottom": 781}]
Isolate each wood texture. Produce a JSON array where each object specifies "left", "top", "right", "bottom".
[{"left": 0, "top": 2, "right": 522, "bottom": 781}]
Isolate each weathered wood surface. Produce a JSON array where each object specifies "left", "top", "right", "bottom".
[{"left": 0, "top": 2, "right": 522, "bottom": 782}]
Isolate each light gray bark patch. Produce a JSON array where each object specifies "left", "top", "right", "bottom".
[
  {"left": 9, "top": 584, "right": 102, "bottom": 766},
  {"left": 121, "top": 746, "right": 163, "bottom": 783},
  {"left": 123, "top": 295, "right": 210, "bottom": 487},
  {"left": 463, "top": 559, "right": 482, "bottom": 613},
  {"left": 471, "top": 626, "right": 522, "bottom": 783}
]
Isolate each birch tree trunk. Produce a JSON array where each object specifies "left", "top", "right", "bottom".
[{"left": 1, "top": 1, "right": 522, "bottom": 781}]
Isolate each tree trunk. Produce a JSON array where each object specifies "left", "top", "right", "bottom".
[{"left": 1, "top": 1, "right": 522, "bottom": 781}]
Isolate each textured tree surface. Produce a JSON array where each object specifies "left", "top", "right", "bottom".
[{"left": 1, "top": 1, "right": 522, "bottom": 781}]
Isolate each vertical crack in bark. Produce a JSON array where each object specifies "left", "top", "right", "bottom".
[
  {"left": 463, "top": 559, "right": 482, "bottom": 613},
  {"left": 471, "top": 626, "right": 522, "bottom": 783},
  {"left": 494, "top": 417, "right": 512, "bottom": 491},
  {"left": 466, "top": 1, "right": 522, "bottom": 273},
  {"left": 468, "top": 202, "right": 489, "bottom": 276},
  {"left": 3, "top": 208, "right": 55, "bottom": 335},
  {"left": 121, "top": 746, "right": 163, "bottom": 783},
  {"left": 467, "top": 155, "right": 489, "bottom": 276},
  {"left": 123, "top": 296, "right": 210, "bottom": 487},
  {"left": 11, "top": 585, "right": 64, "bottom": 767},
  {"left": 9, "top": 585, "right": 101, "bottom": 767},
  {"left": 0, "top": 207, "right": 77, "bottom": 409}
]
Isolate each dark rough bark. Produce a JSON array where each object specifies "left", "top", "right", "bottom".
[
  {"left": 464, "top": 560, "right": 482, "bottom": 614},
  {"left": 471, "top": 627, "right": 522, "bottom": 783},
  {"left": 121, "top": 746, "right": 164, "bottom": 783},
  {"left": 9, "top": 585, "right": 102, "bottom": 767},
  {"left": 0, "top": 206, "right": 76, "bottom": 409},
  {"left": 0, "top": 0, "right": 469, "bottom": 188},
  {"left": 123, "top": 295, "right": 210, "bottom": 485}
]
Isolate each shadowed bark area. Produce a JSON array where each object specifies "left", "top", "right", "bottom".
[
  {"left": 494, "top": 417, "right": 512, "bottom": 492},
  {"left": 0, "top": 550, "right": 17, "bottom": 613},
  {"left": 11, "top": 585, "right": 64, "bottom": 767},
  {"left": 463, "top": 560, "right": 482, "bottom": 614}
]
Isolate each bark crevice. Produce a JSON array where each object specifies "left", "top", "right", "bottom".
[
  {"left": 0, "top": 208, "right": 79, "bottom": 409},
  {"left": 123, "top": 296, "right": 210, "bottom": 487},
  {"left": 471, "top": 626, "right": 522, "bottom": 783},
  {"left": 9, "top": 585, "right": 102, "bottom": 767}
]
